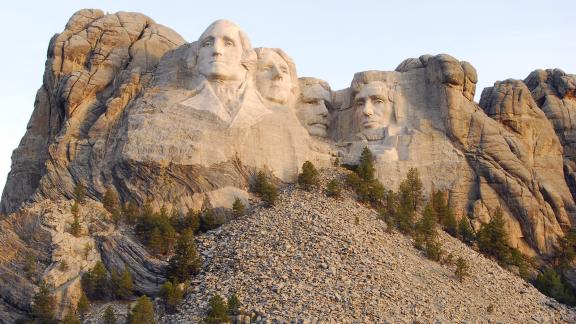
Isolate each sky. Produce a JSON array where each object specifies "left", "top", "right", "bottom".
[{"left": 0, "top": 0, "right": 575, "bottom": 195}]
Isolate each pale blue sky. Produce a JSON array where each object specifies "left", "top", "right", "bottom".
[{"left": 1, "top": 1, "right": 575, "bottom": 195}]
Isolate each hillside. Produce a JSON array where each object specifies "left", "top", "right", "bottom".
[{"left": 155, "top": 170, "right": 575, "bottom": 323}]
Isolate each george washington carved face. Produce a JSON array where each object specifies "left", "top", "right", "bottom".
[{"left": 197, "top": 20, "right": 247, "bottom": 82}]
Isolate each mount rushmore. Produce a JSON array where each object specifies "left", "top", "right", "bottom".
[{"left": 1, "top": 8, "right": 576, "bottom": 320}]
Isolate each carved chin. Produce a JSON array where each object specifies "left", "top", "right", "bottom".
[
  {"left": 263, "top": 90, "right": 290, "bottom": 104},
  {"left": 308, "top": 124, "right": 327, "bottom": 137}
]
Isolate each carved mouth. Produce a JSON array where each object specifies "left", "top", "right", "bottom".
[
  {"left": 363, "top": 121, "right": 379, "bottom": 128},
  {"left": 310, "top": 123, "right": 327, "bottom": 129}
]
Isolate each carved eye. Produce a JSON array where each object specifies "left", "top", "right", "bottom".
[
  {"left": 202, "top": 40, "right": 213, "bottom": 47},
  {"left": 281, "top": 66, "right": 289, "bottom": 74},
  {"left": 262, "top": 65, "right": 272, "bottom": 71},
  {"left": 354, "top": 99, "right": 365, "bottom": 107},
  {"left": 225, "top": 40, "right": 235, "bottom": 47},
  {"left": 373, "top": 98, "right": 385, "bottom": 104}
]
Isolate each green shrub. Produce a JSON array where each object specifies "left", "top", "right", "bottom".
[
  {"left": 424, "top": 239, "right": 443, "bottom": 262},
  {"left": 168, "top": 229, "right": 201, "bottom": 282},
  {"left": 533, "top": 268, "right": 576, "bottom": 306},
  {"left": 103, "top": 188, "right": 120, "bottom": 214},
  {"left": 458, "top": 216, "right": 476, "bottom": 244},
  {"left": 455, "top": 257, "right": 469, "bottom": 282},
  {"left": 205, "top": 294, "right": 228, "bottom": 324},
  {"left": 252, "top": 171, "right": 278, "bottom": 207},
  {"left": 74, "top": 183, "right": 87, "bottom": 204},
  {"left": 128, "top": 296, "right": 156, "bottom": 324},
  {"left": 232, "top": 198, "right": 246, "bottom": 217},
  {"left": 326, "top": 179, "right": 342, "bottom": 198},
  {"left": 61, "top": 308, "right": 81, "bottom": 324},
  {"left": 160, "top": 280, "right": 185, "bottom": 314},
  {"left": 200, "top": 209, "right": 224, "bottom": 232},
  {"left": 298, "top": 161, "right": 319, "bottom": 190},
  {"left": 357, "top": 147, "right": 375, "bottom": 182},
  {"left": 477, "top": 207, "right": 511, "bottom": 265},
  {"left": 227, "top": 294, "right": 241, "bottom": 316},
  {"left": 81, "top": 261, "right": 109, "bottom": 300},
  {"left": 103, "top": 305, "right": 117, "bottom": 324},
  {"left": 32, "top": 281, "right": 56, "bottom": 323},
  {"left": 77, "top": 291, "right": 89, "bottom": 319}
]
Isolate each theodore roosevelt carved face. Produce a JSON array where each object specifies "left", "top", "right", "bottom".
[
  {"left": 296, "top": 77, "right": 332, "bottom": 137},
  {"left": 197, "top": 20, "right": 249, "bottom": 82},
  {"left": 255, "top": 48, "right": 297, "bottom": 105}
]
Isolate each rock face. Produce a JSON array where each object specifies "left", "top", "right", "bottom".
[{"left": 1, "top": 8, "right": 576, "bottom": 321}]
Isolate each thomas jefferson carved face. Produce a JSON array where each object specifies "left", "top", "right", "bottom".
[
  {"left": 197, "top": 20, "right": 245, "bottom": 81},
  {"left": 353, "top": 81, "right": 395, "bottom": 134},
  {"left": 255, "top": 49, "right": 293, "bottom": 104},
  {"left": 296, "top": 78, "right": 331, "bottom": 137}
]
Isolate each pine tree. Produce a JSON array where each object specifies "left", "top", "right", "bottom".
[
  {"left": 115, "top": 267, "right": 133, "bottom": 300},
  {"left": 227, "top": 294, "right": 241, "bottom": 316},
  {"left": 123, "top": 200, "right": 139, "bottom": 224},
  {"left": 200, "top": 209, "right": 223, "bottom": 232},
  {"left": 148, "top": 227, "right": 163, "bottom": 255},
  {"left": 82, "top": 261, "right": 109, "bottom": 300},
  {"left": 326, "top": 179, "right": 342, "bottom": 198},
  {"left": 160, "top": 280, "right": 185, "bottom": 314},
  {"left": 405, "top": 168, "right": 423, "bottom": 210},
  {"left": 477, "top": 207, "right": 510, "bottom": 264},
  {"left": 24, "top": 254, "right": 36, "bottom": 279},
  {"left": 298, "top": 161, "right": 319, "bottom": 190},
  {"left": 444, "top": 208, "right": 458, "bottom": 237},
  {"left": 458, "top": 216, "right": 475, "bottom": 244},
  {"left": 455, "top": 257, "right": 469, "bottom": 282},
  {"left": 77, "top": 291, "right": 89, "bottom": 320},
  {"left": 74, "top": 183, "right": 86, "bottom": 204},
  {"left": 205, "top": 294, "right": 228, "bottom": 324},
  {"left": 168, "top": 229, "right": 202, "bottom": 282},
  {"left": 70, "top": 215, "right": 81, "bottom": 237},
  {"left": 416, "top": 202, "right": 437, "bottom": 241},
  {"left": 232, "top": 197, "right": 246, "bottom": 217},
  {"left": 61, "top": 308, "right": 81, "bottom": 324},
  {"left": 357, "top": 147, "right": 375, "bottom": 182},
  {"left": 185, "top": 208, "right": 201, "bottom": 234},
  {"left": 128, "top": 296, "right": 156, "bottom": 324},
  {"left": 103, "top": 305, "right": 117, "bottom": 324},
  {"left": 261, "top": 182, "right": 278, "bottom": 207},
  {"left": 102, "top": 188, "right": 120, "bottom": 214},
  {"left": 32, "top": 281, "right": 56, "bottom": 323}
]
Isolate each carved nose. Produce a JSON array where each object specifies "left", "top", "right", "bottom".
[
  {"left": 363, "top": 102, "right": 374, "bottom": 116},
  {"left": 271, "top": 66, "right": 282, "bottom": 80}
]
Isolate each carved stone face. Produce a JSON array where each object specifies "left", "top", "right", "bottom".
[
  {"left": 256, "top": 50, "right": 293, "bottom": 104},
  {"left": 197, "top": 21, "right": 244, "bottom": 81},
  {"left": 353, "top": 81, "right": 394, "bottom": 134},
  {"left": 296, "top": 80, "right": 331, "bottom": 137}
]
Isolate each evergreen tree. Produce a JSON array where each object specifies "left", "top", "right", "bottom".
[
  {"left": 345, "top": 172, "right": 361, "bottom": 191},
  {"left": 115, "top": 267, "right": 133, "bottom": 300},
  {"left": 24, "top": 254, "right": 36, "bottom": 279},
  {"left": 82, "top": 261, "right": 109, "bottom": 300},
  {"left": 455, "top": 257, "right": 469, "bottom": 282},
  {"left": 534, "top": 268, "right": 576, "bottom": 305},
  {"left": 102, "top": 188, "right": 120, "bottom": 214},
  {"left": 128, "top": 296, "right": 156, "bottom": 324},
  {"left": 444, "top": 208, "right": 458, "bottom": 237},
  {"left": 31, "top": 281, "right": 56, "bottom": 323},
  {"left": 61, "top": 308, "right": 81, "bottom": 324},
  {"left": 148, "top": 227, "right": 163, "bottom": 255},
  {"left": 168, "top": 229, "right": 202, "bottom": 282},
  {"left": 205, "top": 294, "right": 228, "bottom": 324},
  {"left": 184, "top": 208, "right": 201, "bottom": 234},
  {"left": 74, "top": 183, "right": 87, "bottom": 204},
  {"left": 416, "top": 202, "right": 437, "bottom": 241},
  {"left": 556, "top": 229, "right": 576, "bottom": 270},
  {"left": 405, "top": 168, "right": 423, "bottom": 210},
  {"left": 77, "top": 291, "right": 89, "bottom": 320},
  {"left": 252, "top": 171, "right": 268, "bottom": 195},
  {"left": 123, "top": 200, "right": 139, "bottom": 224},
  {"left": 298, "top": 161, "right": 319, "bottom": 190},
  {"left": 260, "top": 182, "right": 278, "bottom": 207},
  {"left": 458, "top": 216, "right": 475, "bottom": 244},
  {"left": 200, "top": 209, "right": 223, "bottom": 232},
  {"left": 160, "top": 280, "right": 185, "bottom": 314},
  {"left": 326, "top": 179, "right": 342, "bottom": 198},
  {"left": 232, "top": 197, "right": 246, "bottom": 217},
  {"left": 227, "top": 294, "right": 241, "bottom": 316},
  {"left": 357, "top": 147, "right": 375, "bottom": 182},
  {"left": 103, "top": 305, "right": 117, "bottom": 324},
  {"left": 70, "top": 213, "right": 81, "bottom": 237},
  {"left": 477, "top": 207, "right": 510, "bottom": 264},
  {"left": 425, "top": 238, "right": 443, "bottom": 262}
]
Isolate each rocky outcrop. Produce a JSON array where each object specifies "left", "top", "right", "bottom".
[
  {"left": 1, "top": 9, "right": 185, "bottom": 214},
  {"left": 97, "top": 232, "right": 168, "bottom": 296}
]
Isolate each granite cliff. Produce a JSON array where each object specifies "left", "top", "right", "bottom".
[{"left": 1, "top": 9, "right": 576, "bottom": 322}]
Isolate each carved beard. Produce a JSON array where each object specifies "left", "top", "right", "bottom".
[{"left": 359, "top": 128, "right": 386, "bottom": 141}]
